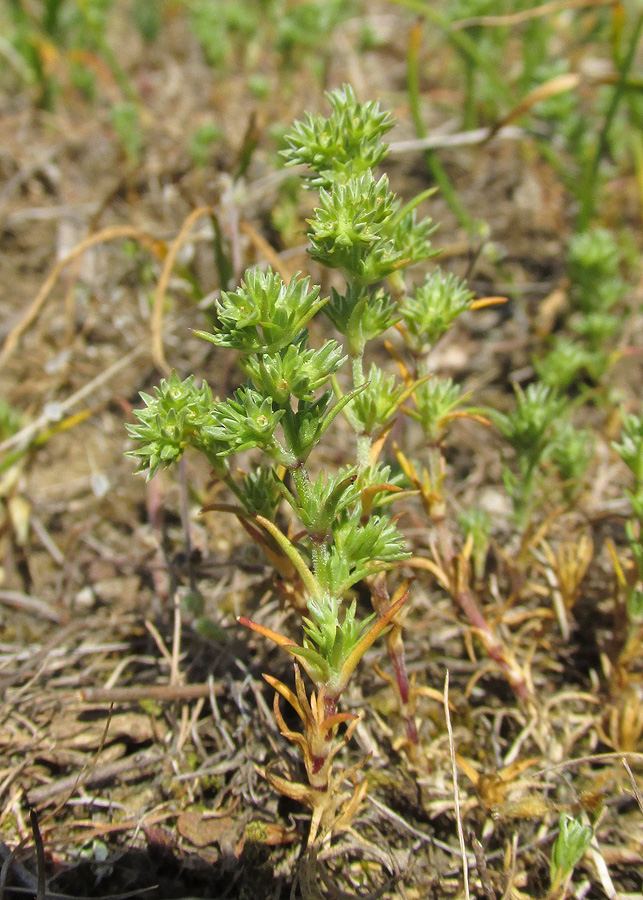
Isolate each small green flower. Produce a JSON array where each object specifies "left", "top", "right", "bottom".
[
  {"left": 324, "top": 285, "right": 401, "bottom": 357},
  {"left": 333, "top": 508, "right": 409, "bottom": 569},
  {"left": 404, "top": 377, "right": 465, "bottom": 443},
  {"left": 126, "top": 373, "right": 224, "bottom": 478},
  {"left": 205, "top": 385, "right": 290, "bottom": 463},
  {"left": 241, "top": 332, "right": 345, "bottom": 404},
  {"left": 197, "top": 267, "right": 327, "bottom": 355},
  {"left": 308, "top": 172, "right": 434, "bottom": 285},
  {"left": 309, "top": 173, "right": 395, "bottom": 263},
  {"left": 488, "top": 382, "right": 565, "bottom": 469},
  {"left": 343, "top": 364, "right": 405, "bottom": 438},
  {"left": 401, "top": 269, "right": 473, "bottom": 353}
]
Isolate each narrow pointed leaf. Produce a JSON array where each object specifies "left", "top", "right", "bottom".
[
  {"left": 254, "top": 514, "right": 319, "bottom": 596},
  {"left": 337, "top": 590, "right": 409, "bottom": 690}
]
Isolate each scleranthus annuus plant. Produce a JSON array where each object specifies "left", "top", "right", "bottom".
[{"left": 127, "top": 84, "right": 471, "bottom": 845}]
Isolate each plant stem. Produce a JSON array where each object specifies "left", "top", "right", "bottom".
[
  {"left": 422, "top": 430, "right": 533, "bottom": 704},
  {"left": 356, "top": 434, "right": 372, "bottom": 472},
  {"left": 351, "top": 352, "right": 365, "bottom": 387},
  {"left": 370, "top": 574, "right": 419, "bottom": 746}
]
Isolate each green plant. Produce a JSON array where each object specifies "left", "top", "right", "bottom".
[
  {"left": 536, "top": 228, "right": 629, "bottom": 392},
  {"left": 488, "top": 382, "right": 567, "bottom": 528},
  {"left": 612, "top": 409, "right": 643, "bottom": 663},
  {"left": 398, "top": 1, "right": 642, "bottom": 239},
  {"left": 392, "top": 277, "right": 538, "bottom": 703},
  {"left": 186, "top": 0, "right": 356, "bottom": 82},
  {"left": 129, "top": 84, "right": 442, "bottom": 843},
  {"left": 525, "top": 7, "right": 643, "bottom": 229},
  {"left": 549, "top": 814, "right": 592, "bottom": 898}
]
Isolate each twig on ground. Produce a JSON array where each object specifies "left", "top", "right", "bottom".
[
  {"left": 389, "top": 126, "right": 524, "bottom": 154},
  {"left": 0, "top": 592, "right": 64, "bottom": 624},
  {"left": 28, "top": 747, "right": 164, "bottom": 806},
  {"left": 81, "top": 682, "right": 222, "bottom": 703},
  {"left": 151, "top": 205, "right": 214, "bottom": 375}
]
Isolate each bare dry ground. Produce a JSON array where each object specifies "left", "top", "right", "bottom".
[{"left": 1, "top": 4, "right": 643, "bottom": 899}]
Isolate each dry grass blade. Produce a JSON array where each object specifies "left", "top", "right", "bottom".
[
  {"left": 240, "top": 220, "right": 294, "bottom": 281},
  {"left": 487, "top": 73, "right": 581, "bottom": 139},
  {"left": 444, "top": 670, "right": 469, "bottom": 900},
  {"left": 452, "top": 0, "right": 615, "bottom": 29},
  {"left": 151, "top": 205, "right": 214, "bottom": 375},
  {"left": 0, "top": 348, "right": 143, "bottom": 457},
  {"left": 81, "top": 682, "right": 222, "bottom": 703},
  {"left": 388, "top": 126, "right": 524, "bottom": 154},
  {"left": 0, "top": 591, "right": 64, "bottom": 624}
]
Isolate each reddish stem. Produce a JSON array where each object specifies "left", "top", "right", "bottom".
[{"left": 370, "top": 574, "right": 419, "bottom": 745}]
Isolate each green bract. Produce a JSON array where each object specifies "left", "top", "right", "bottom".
[
  {"left": 282, "top": 84, "right": 394, "bottom": 190},
  {"left": 241, "top": 333, "right": 345, "bottom": 404},
  {"left": 196, "top": 267, "right": 326, "bottom": 354},
  {"left": 208, "top": 386, "right": 286, "bottom": 455},
  {"left": 324, "top": 286, "right": 400, "bottom": 356},
  {"left": 308, "top": 172, "right": 434, "bottom": 285},
  {"left": 401, "top": 269, "right": 473, "bottom": 353},
  {"left": 404, "top": 377, "right": 465, "bottom": 443},
  {"left": 488, "top": 383, "right": 564, "bottom": 465},
  {"left": 343, "top": 364, "right": 405, "bottom": 438},
  {"left": 333, "top": 508, "right": 409, "bottom": 568},
  {"left": 279, "top": 468, "right": 360, "bottom": 535}
]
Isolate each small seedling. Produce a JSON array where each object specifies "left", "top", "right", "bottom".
[
  {"left": 549, "top": 814, "right": 592, "bottom": 898},
  {"left": 537, "top": 228, "right": 628, "bottom": 392}
]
